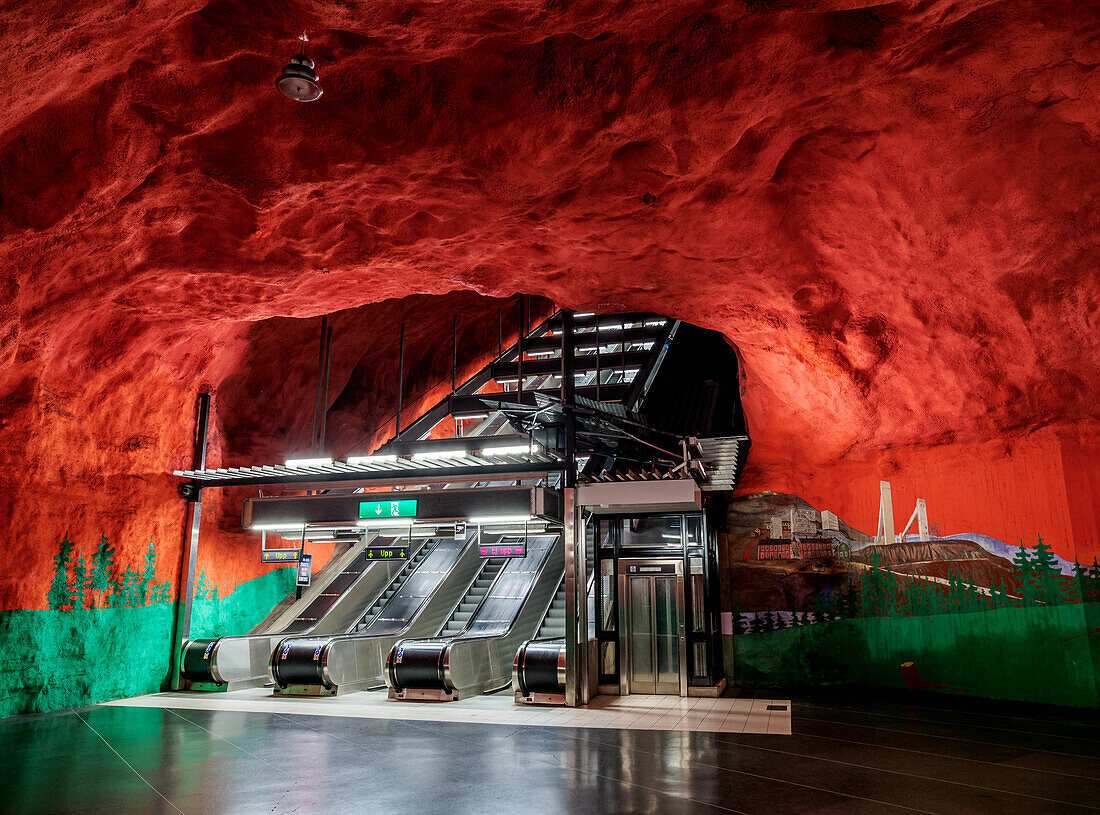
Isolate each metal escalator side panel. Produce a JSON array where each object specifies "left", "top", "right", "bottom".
[
  {"left": 263, "top": 532, "right": 376, "bottom": 635},
  {"left": 350, "top": 536, "right": 441, "bottom": 633},
  {"left": 296, "top": 532, "right": 485, "bottom": 694},
  {"left": 389, "top": 534, "right": 563, "bottom": 699},
  {"left": 439, "top": 535, "right": 564, "bottom": 696},
  {"left": 324, "top": 535, "right": 430, "bottom": 635},
  {"left": 267, "top": 537, "right": 442, "bottom": 692},
  {"left": 358, "top": 534, "right": 468, "bottom": 636},
  {"left": 458, "top": 534, "right": 560, "bottom": 638}
]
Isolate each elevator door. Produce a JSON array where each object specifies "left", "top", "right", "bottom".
[{"left": 619, "top": 561, "right": 686, "bottom": 695}]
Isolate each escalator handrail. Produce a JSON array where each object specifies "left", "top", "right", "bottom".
[
  {"left": 419, "top": 536, "right": 500, "bottom": 642},
  {"left": 348, "top": 534, "right": 436, "bottom": 633},
  {"left": 438, "top": 533, "right": 562, "bottom": 650}
]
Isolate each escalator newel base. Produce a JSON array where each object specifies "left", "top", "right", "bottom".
[{"left": 512, "top": 639, "right": 566, "bottom": 706}]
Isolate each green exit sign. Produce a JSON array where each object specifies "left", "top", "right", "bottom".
[{"left": 359, "top": 498, "right": 418, "bottom": 519}]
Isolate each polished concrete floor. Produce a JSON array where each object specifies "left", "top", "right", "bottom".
[{"left": 5, "top": 691, "right": 1100, "bottom": 815}]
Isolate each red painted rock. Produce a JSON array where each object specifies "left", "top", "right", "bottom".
[{"left": 1, "top": 1, "right": 1098, "bottom": 607}]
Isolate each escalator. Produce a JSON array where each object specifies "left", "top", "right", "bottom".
[
  {"left": 268, "top": 530, "right": 490, "bottom": 695},
  {"left": 351, "top": 543, "right": 435, "bottom": 633},
  {"left": 438, "top": 559, "right": 506, "bottom": 638},
  {"left": 536, "top": 575, "right": 567, "bottom": 639},
  {"left": 384, "top": 533, "right": 564, "bottom": 701},
  {"left": 513, "top": 546, "right": 596, "bottom": 704},
  {"left": 179, "top": 532, "right": 409, "bottom": 690}
]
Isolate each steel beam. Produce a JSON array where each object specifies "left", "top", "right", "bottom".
[
  {"left": 168, "top": 392, "right": 209, "bottom": 690},
  {"left": 563, "top": 486, "right": 578, "bottom": 707}
]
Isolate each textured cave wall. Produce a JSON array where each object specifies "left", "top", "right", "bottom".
[
  {"left": 0, "top": 289, "right": 531, "bottom": 610},
  {"left": 0, "top": 291, "right": 532, "bottom": 715},
  {"left": 1, "top": 0, "right": 1098, "bottom": 712}
]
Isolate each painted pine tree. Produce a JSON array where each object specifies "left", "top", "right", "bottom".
[
  {"left": 117, "top": 566, "right": 141, "bottom": 607},
  {"left": 1088, "top": 559, "right": 1100, "bottom": 601},
  {"left": 1012, "top": 544, "right": 1035, "bottom": 605},
  {"left": 47, "top": 533, "right": 75, "bottom": 610},
  {"left": 1062, "top": 570, "right": 1082, "bottom": 604},
  {"left": 989, "top": 578, "right": 1008, "bottom": 608},
  {"left": 945, "top": 567, "right": 962, "bottom": 613},
  {"left": 90, "top": 533, "right": 116, "bottom": 608},
  {"left": 194, "top": 570, "right": 219, "bottom": 601},
  {"left": 150, "top": 581, "right": 172, "bottom": 603},
  {"left": 69, "top": 554, "right": 92, "bottom": 610},
  {"left": 140, "top": 536, "right": 157, "bottom": 605},
  {"left": 1031, "top": 535, "right": 1061, "bottom": 605},
  {"left": 862, "top": 551, "right": 894, "bottom": 616}
]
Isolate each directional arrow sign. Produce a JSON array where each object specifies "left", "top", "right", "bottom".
[{"left": 358, "top": 499, "right": 418, "bottom": 519}]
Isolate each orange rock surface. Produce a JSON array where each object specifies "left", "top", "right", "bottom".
[{"left": 1, "top": 1, "right": 1097, "bottom": 608}]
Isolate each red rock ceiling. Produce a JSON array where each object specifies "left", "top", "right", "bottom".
[{"left": 2, "top": 0, "right": 1099, "bottom": 606}]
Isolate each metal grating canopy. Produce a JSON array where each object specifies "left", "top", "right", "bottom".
[
  {"left": 174, "top": 451, "right": 563, "bottom": 488},
  {"left": 694, "top": 436, "right": 749, "bottom": 491}
]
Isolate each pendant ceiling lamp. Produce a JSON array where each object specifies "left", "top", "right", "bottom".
[{"left": 276, "top": 33, "right": 323, "bottom": 102}]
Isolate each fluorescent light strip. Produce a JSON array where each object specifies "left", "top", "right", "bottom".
[
  {"left": 285, "top": 457, "right": 333, "bottom": 468},
  {"left": 411, "top": 449, "right": 467, "bottom": 460},
  {"left": 467, "top": 514, "right": 534, "bottom": 524},
  {"left": 356, "top": 519, "right": 416, "bottom": 528},
  {"left": 453, "top": 411, "right": 490, "bottom": 420},
  {"left": 346, "top": 454, "right": 398, "bottom": 465},
  {"left": 574, "top": 312, "right": 595, "bottom": 318},
  {"left": 479, "top": 443, "right": 541, "bottom": 456},
  {"left": 250, "top": 523, "right": 310, "bottom": 531}
]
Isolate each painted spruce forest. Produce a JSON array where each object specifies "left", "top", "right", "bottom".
[
  {"left": 46, "top": 532, "right": 208, "bottom": 610},
  {"left": 727, "top": 494, "right": 1100, "bottom": 708},
  {"left": 0, "top": 533, "right": 294, "bottom": 717}
]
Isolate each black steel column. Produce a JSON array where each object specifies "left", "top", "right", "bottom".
[
  {"left": 318, "top": 323, "right": 333, "bottom": 453},
  {"left": 595, "top": 319, "right": 601, "bottom": 401},
  {"left": 312, "top": 315, "right": 328, "bottom": 453},
  {"left": 396, "top": 322, "right": 405, "bottom": 438},
  {"left": 561, "top": 310, "right": 576, "bottom": 487},
  {"left": 561, "top": 310, "right": 587, "bottom": 706},
  {"left": 516, "top": 296, "right": 525, "bottom": 402},
  {"left": 168, "top": 392, "right": 210, "bottom": 690},
  {"left": 452, "top": 314, "right": 458, "bottom": 393}
]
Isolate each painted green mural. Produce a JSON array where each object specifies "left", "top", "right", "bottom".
[
  {"left": 0, "top": 532, "right": 295, "bottom": 719},
  {"left": 726, "top": 493, "right": 1100, "bottom": 708}
]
